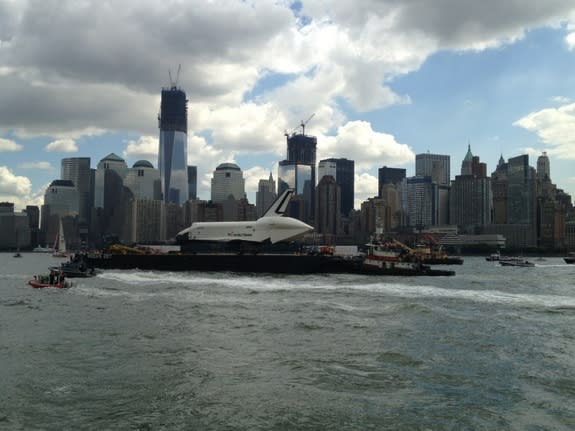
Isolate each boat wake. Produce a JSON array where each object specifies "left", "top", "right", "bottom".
[{"left": 89, "top": 271, "right": 575, "bottom": 310}]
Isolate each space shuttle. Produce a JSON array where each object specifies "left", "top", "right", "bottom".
[{"left": 176, "top": 189, "right": 313, "bottom": 247}]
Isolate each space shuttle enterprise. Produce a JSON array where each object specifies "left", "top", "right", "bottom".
[{"left": 176, "top": 189, "right": 313, "bottom": 251}]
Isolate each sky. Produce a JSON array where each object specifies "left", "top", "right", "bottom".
[{"left": 1, "top": 0, "right": 575, "bottom": 211}]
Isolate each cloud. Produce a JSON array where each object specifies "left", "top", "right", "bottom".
[
  {"left": 354, "top": 172, "right": 379, "bottom": 209},
  {"left": 567, "top": 32, "right": 575, "bottom": 50},
  {"left": 513, "top": 103, "right": 575, "bottom": 159},
  {"left": 18, "top": 161, "right": 53, "bottom": 170},
  {"left": 319, "top": 121, "right": 415, "bottom": 171},
  {"left": 0, "top": 138, "right": 22, "bottom": 151},
  {"left": 0, "top": 166, "right": 32, "bottom": 209},
  {"left": 2, "top": 0, "right": 573, "bottom": 144},
  {"left": 123, "top": 135, "right": 159, "bottom": 166},
  {"left": 45, "top": 138, "right": 78, "bottom": 152}
]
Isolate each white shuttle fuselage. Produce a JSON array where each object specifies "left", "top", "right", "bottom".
[{"left": 176, "top": 189, "right": 313, "bottom": 245}]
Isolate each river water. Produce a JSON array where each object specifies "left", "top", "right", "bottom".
[{"left": 1, "top": 253, "right": 574, "bottom": 430}]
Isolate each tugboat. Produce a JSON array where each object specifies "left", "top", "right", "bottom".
[{"left": 359, "top": 236, "right": 455, "bottom": 276}]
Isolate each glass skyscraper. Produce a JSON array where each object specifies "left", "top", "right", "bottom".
[
  {"left": 158, "top": 85, "right": 189, "bottom": 205},
  {"left": 278, "top": 133, "right": 316, "bottom": 224}
]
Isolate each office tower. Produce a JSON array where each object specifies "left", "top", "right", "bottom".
[
  {"left": 507, "top": 155, "right": 536, "bottom": 226},
  {"left": 41, "top": 180, "right": 79, "bottom": 246},
  {"left": 406, "top": 176, "right": 438, "bottom": 228},
  {"left": 92, "top": 154, "right": 132, "bottom": 246},
  {"left": 380, "top": 183, "right": 403, "bottom": 230},
  {"left": 416, "top": 153, "right": 450, "bottom": 185},
  {"left": 126, "top": 199, "right": 165, "bottom": 243},
  {"left": 24, "top": 205, "right": 40, "bottom": 247},
  {"left": 158, "top": 83, "right": 188, "bottom": 205},
  {"left": 61, "top": 157, "right": 93, "bottom": 225},
  {"left": 491, "top": 155, "right": 508, "bottom": 224},
  {"left": 278, "top": 133, "right": 317, "bottom": 224},
  {"left": 318, "top": 158, "right": 354, "bottom": 217},
  {"left": 210, "top": 163, "right": 245, "bottom": 202},
  {"left": 450, "top": 146, "right": 492, "bottom": 230},
  {"left": 378, "top": 166, "right": 406, "bottom": 196},
  {"left": 187, "top": 166, "right": 197, "bottom": 200},
  {"left": 487, "top": 154, "right": 537, "bottom": 248},
  {"left": 315, "top": 175, "right": 341, "bottom": 236},
  {"left": 124, "top": 160, "right": 162, "bottom": 201},
  {"left": 256, "top": 173, "right": 277, "bottom": 217},
  {"left": 0, "top": 204, "right": 30, "bottom": 250},
  {"left": 537, "top": 152, "right": 550, "bottom": 181}
]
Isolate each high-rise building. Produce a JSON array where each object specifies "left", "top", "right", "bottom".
[
  {"left": 256, "top": 173, "right": 277, "bottom": 217},
  {"left": 318, "top": 158, "right": 354, "bottom": 217},
  {"left": 92, "top": 154, "right": 132, "bottom": 246},
  {"left": 416, "top": 153, "right": 450, "bottom": 185},
  {"left": 537, "top": 152, "right": 550, "bottom": 181},
  {"left": 94, "top": 153, "right": 128, "bottom": 208},
  {"left": 124, "top": 160, "right": 162, "bottom": 201},
  {"left": 41, "top": 180, "right": 79, "bottom": 247},
  {"left": 158, "top": 83, "right": 188, "bottom": 205},
  {"left": 406, "top": 176, "right": 438, "bottom": 228},
  {"left": 315, "top": 175, "right": 341, "bottom": 236},
  {"left": 278, "top": 133, "right": 317, "bottom": 224},
  {"left": 378, "top": 166, "right": 406, "bottom": 196},
  {"left": 210, "top": 163, "right": 245, "bottom": 202},
  {"left": 61, "top": 157, "right": 93, "bottom": 226},
  {"left": 450, "top": 146, "right": 492, "bottom": 230},
  {"left": 187, "top": 166, "right": 197, "bottom": 200}
]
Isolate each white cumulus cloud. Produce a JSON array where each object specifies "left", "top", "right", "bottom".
[
  {"left": 45, "top": 138, "right": 78, "bottom": 153},
  {"left": 513, "top": 103, "right": 575, "bottom": 159},
  {"left": 0, "top": 138, "right": 22, "bottom": 152}
]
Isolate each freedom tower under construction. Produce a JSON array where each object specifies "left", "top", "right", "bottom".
[{"left": 158, "top": 69, "right": 189, "bottom": 205}]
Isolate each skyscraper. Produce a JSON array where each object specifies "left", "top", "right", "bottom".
[
  {"left": 415, "top": 153, "right": 450, "bottom": 185},
  {"left": 450, "top": 146, "right": 492, "bottom": 230},
  {"left": 256, "top": 173, "right": 277, "bottom": 217},
  {"left": 124, "top": 160, "right": 162, "bottom": 201},
  {"left": 278, "top": 133, "right": 317, "bottom": 224},
  {"left": 187, "top": 165, "right": 197, "bottom": 200},
  {"left": 210, "top": 163, "right": 245, "bottom": 202},
  {"left": 158, "top": 83, "right": 188, "bottom": 205},
  {"left": 378, "top": 166, "right": 406, "bottom": 195},
  {"left": 61, "top": 157, "right": 93, "bottom": 225},
  {"left": 318, "top": 158, "right": 354, "bottom": 217},
  {"left": 315, "top": 175, "right": 341, "bottom": 236},
  {"left": 537, "top": 152, "right": 550, "bottom": 181}
]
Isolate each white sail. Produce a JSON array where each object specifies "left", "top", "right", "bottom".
[{"left": 57, "top": 219, "right": 67, "bottom": 252}]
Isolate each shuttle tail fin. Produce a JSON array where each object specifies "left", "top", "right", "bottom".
[{"left": 262, "top": 189, "right": 294, "bottom": 218}]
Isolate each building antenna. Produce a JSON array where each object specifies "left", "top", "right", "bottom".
[{"left": 168, "top": 64, "right": 182, "bottom": 89}]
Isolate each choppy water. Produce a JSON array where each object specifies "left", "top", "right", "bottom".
[{"left": 1, "top": 253, "right": 574, "bottom": 430}]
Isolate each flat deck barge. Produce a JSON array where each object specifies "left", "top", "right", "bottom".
[{"left": 84, "top": 252, "right": 455, "bottom": 276}]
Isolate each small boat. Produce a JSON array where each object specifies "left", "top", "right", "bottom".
[
  {"left": 28, "top": 274, "right": 72, "bottom": 289},
  {"left": 50, "top": 259, "right": 96, "bottom": 278},
  {"left": 13, "top": 252, "right": 22, "bottom": 258},
  {"left": 564, "top": 252, "right": 575, "bottom": 264},
  {"left": 499, "top": 258, "right": 535, "bottom": 267}
]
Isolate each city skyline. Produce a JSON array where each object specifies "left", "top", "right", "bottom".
[{"left": 1, "top": 1, "right": 575, "bottom": 210}]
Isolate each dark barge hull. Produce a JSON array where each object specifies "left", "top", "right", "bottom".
[{"left": 84, "top": 253, "right": 455, "bottom": 276}]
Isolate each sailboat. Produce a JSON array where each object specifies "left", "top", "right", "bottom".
[{"left": 52, "top": 218, "right": 69, "bottom": 258}]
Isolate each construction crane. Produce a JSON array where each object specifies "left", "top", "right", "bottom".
[{"left": 300, "top": 113, "right": 315, "bottom": 136}]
